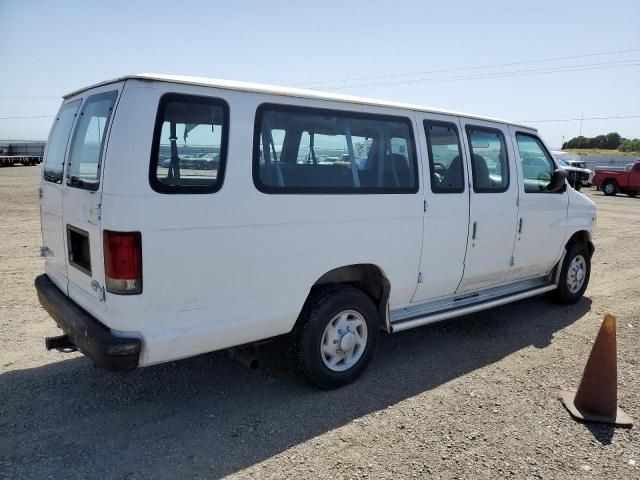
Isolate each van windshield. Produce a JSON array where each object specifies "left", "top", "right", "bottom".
[{"left": 66, "top": 91, "right": 118, "bottom": 190}]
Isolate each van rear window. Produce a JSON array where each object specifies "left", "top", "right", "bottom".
[
  {"left": 66, "top": 91, "right": 118, "bottom": 191},
  {"left": 253, "top": 104, "right": 418, "bottom": 194},
  {"left": 150, "top": 94, "right": 229, "bottom": 194},
  {"left": 43, "top": 99, "right": 81, "bottom": 183}
]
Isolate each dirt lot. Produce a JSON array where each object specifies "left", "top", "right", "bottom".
[{"left": 1, "top": 166, "right": 638, "bottom": 479}]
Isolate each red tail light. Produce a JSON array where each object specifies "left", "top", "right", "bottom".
[{"left": 103, "top": 230, "right": 142, "bottom": 294}]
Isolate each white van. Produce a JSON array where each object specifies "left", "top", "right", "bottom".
[{"left": 36, "top": 74, "right": 596, "bottom": 388}]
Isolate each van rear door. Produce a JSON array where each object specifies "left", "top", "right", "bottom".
[
  {"left": 40, "top": 99, "right": 82, "bottom": 291},
  {"left": 62, "top": 87, "right": 120, "bottom": 305}
]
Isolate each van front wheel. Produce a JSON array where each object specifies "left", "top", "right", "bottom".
[
  {"left": 551, "top": 243, "right": 591, "bottom": 304},
  {"left": 295, "top": 285, "right": 378, "bottom": 389}
]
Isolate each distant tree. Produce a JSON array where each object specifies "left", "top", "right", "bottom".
[
  {"left": 593, "top": 135, "right": 606, "bottom": 148},
  {"left": 562, "top": 132, "right": 626, "bottom": 150},
  {"left": 618, "top": 138, "right": 640, "bottom": 152},
  {"left": 568, "top": 136, "right": 589, "bottom": 149},
  {"left": 605, "top": 132, "right": 621, "bottom": 149}
]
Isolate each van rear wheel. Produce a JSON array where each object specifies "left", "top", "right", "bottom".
[
  {"left": 294, "top": 285, "right": 378, "bottom": 389},
  {"left": 551, "top": 243, "right": 591, "bottom": 304}
]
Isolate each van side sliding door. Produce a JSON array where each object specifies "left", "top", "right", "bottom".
[{"left": 411, "top": 113, "right": 469, "bottom": 303}]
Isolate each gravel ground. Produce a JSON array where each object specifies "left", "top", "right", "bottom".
[{"left": 0, "top": 166, "right": 638, "bottom": 479}]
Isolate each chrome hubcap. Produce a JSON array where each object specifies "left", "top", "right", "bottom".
[
  {"left": 605, "top": 184, "right": 614, "bottom": 194},
  {"left": 321, "top": 310, "right": 368, "bottom": 372},
  {"left": 567, "top": 255, "right": 587, "bottom": 293}
]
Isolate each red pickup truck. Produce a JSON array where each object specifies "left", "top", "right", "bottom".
[{"left": 593, "top": 159, "right": 640, "bottom": 197}]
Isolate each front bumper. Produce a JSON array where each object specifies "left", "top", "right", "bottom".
[{"left": 35, "top": 274, "right": 141, "bottom": 371}]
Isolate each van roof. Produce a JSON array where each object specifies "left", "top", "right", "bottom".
[{"left": 64, "top": 73, "right": 536, "bottom": 131}]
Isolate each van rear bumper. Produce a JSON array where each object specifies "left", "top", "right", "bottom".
[{"left": 35, "top": 274, "right": 141, "bottom": 371}]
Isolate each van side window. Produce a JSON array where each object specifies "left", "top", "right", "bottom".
[
  {"left": 515, "top": 133, "right": 558, "bottom": 193},
  {"left": 66, "top": 91, "right": 118, "bottom": 191},
  {"left": 150, "top": 94, "right": 229, "bottom": 194},
  {"left": 466, "top": 126, "right": 509, "bottom": 193},
  {"left": 43, "top": 100, "right": 81, "bottom": 184},
  {"left": 253, "top": 104, "right": 418, "bottom": 194},
  {"left": 424, "top": 121, "right": 464, "bottom": 193}
]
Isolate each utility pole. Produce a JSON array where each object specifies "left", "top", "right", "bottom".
[{"left": 577, "top": 112, "right": 584, "bottom": 149}]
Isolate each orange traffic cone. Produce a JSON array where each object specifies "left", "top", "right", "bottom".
[{"left": 559, "top": 313, "right": 633, "bottom": 427}]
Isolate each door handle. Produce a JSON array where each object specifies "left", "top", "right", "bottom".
[
  {"left": 472, "top": 221, "right": 477, "bottom": 240},
  {"left": 518, "top": 218, "right": 523, "bottom": 234}
]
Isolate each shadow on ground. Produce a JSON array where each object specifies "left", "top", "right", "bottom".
[{"left": 1, "top": 296, "right": 591, "bottom": 479}]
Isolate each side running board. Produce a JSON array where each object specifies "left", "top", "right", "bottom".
[{"left": 390, "top": 278, "right": 556, "bottom": 333}]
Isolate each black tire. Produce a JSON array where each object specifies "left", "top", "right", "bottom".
[
  {"left": 294, "top": 285, "right": 378, "bottom": 389},
  {"left": 628, "top": 191, "right": 638, "bottom": 198},
  {"left": 550, "top": 243, "right": 591, "bottom": 304},
  {"left": 574, "top": 182, "right": 582, "bottom": 191},
  {"left": 603, "top": 180, "right": 618, "bottom": 196}
]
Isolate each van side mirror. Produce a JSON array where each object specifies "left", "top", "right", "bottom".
[{"left": 547, "top": 168, "right": 567, "bottom": 192}]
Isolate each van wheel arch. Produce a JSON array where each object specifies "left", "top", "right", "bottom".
[
  {"left": 301, "top": 264, "right": 391, "bottom": 333},
  {"left": 565, "top": 230, "right": 594, "bottom": 258}
]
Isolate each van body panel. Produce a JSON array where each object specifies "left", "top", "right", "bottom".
[
  {"left": 565, "top": 188, "right": 596, "bottom": 244},
  {"left": 63, "top": 74, "right": 536, "bottom": 131},
  {"left": 100, "top": 80, "right": 422, "bottom": 364},
  {"left": 40, "top": 182, "right": 69, "bottom": 292}
]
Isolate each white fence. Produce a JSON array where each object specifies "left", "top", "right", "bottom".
[{"left": 559, "top": 153, "right": 638, "bottom": 170}]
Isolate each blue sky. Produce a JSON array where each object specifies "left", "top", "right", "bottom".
[{"left": 1, "top": 0, "right": 638, "bottom": 148}]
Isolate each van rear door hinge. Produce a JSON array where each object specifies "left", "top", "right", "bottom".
[
  {"left": 510, "top": 256, "right": 515, "bottom": 267},
  {"left": 88, "top": 202, "right": 101, "bottom": 225},
  {"left": 91, "top": 279, "right": 105, "bottom": 302},
  {"left": 418, "top": 272, "right": 423, "bottom": 284},
  {"left": 423, "top": 200, "right": 428, "bottom": 212}
]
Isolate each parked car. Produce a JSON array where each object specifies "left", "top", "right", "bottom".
[
  {"left": 36, "top": 74, "right": 596, "bottom": 389},
  {"left": 593, "top": 159, "right": 640, "bottom": 197},
  {"left": 564, "top": 159, "right": 594, "bottom": 186},
  {"left": 159, "top": 153, "right": 219, "bottom": 171},
  {"left": 555, "top": 158, "right": 592, "bottom": 191}
]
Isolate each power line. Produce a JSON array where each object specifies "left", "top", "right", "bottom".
[
  {"left": 0, "top": 115, "right": 55, "bottom": 120},
  {"left": 296, "top": 47, "right": 640, "bottom": 87},
  {"left": 316, "top": 60, "right": 640, "bottom": 89},
  {"left": 0, "top": 96, "right": 59, "bottom": 100},
  {"left": 519, "top": 114, "right": 640, "bottom": 123}
]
